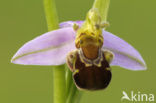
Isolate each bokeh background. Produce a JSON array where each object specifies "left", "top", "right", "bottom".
[{"left": 0, "top": 0, "right": 156, "bottom": 103}]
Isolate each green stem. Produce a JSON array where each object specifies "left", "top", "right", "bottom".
[
  {"left": 65, "top": 65, "right": 72, "bottom": 96},
  {"left": 72, "top": 90, "right": 83, "bottom": 103},
  {"left": 43, "top": 0, "right": 59, "bottom": 30},
  {"left": 43, "top": 0, "right": 66, "bottom": 103},
  {"left": 66, "top": 75, "right": 82, "bottom": 103},
  {"left": 66, "top": 82, "right": 77, "bottom": 103},
  {"left": 53, "top": 65, "right": 66, "bottom": 103},
  {"left": 93, "top": 0, "right": 110, "bottom": 22}
]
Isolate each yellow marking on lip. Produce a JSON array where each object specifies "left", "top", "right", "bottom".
[
  {"left": 73, "top": 69, "right": 79, "bottom": 75},
  {"left": 106, "top": 67, "right": 111, "bottom": 71}
]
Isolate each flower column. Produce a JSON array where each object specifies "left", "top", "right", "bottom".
[{"left": 93, "top": 0, "right": 110, "bottom": 22}]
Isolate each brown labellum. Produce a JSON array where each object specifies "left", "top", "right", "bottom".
[{"left": 66, "top": 49, "right": 113, "bottom": 91}]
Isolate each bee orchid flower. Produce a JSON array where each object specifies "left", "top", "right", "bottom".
[
  {"left": 10, "top": 0, "right": 147, "bottom": 102},
  {"left": 11, "top": 20, "right": 146, "bottom": 71}
]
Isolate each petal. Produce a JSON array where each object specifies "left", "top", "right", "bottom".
[
  {"left": 59, "top": 21, "right": 83, "bottom": 28},
  {"left": 103, "top": 30, "right": 147, "bottom": 70},
  {"left": 11, "top": 27, "right": 76, "bottom": 65}
]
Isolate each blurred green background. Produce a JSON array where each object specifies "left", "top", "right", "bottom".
[{"left": 0, "top": 0, "right": 155, "bottom": 103}]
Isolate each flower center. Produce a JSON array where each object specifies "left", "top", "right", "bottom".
[{"left": 78, "top": 48, "right": 103, "bottom": 67}]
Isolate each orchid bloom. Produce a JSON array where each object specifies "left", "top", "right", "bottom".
[
  {"left": 11, "top": 20, "right": 146, "bottom": 71},
  {"left": 10, "top": 0, "right": 148, "bottom": 103}
]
